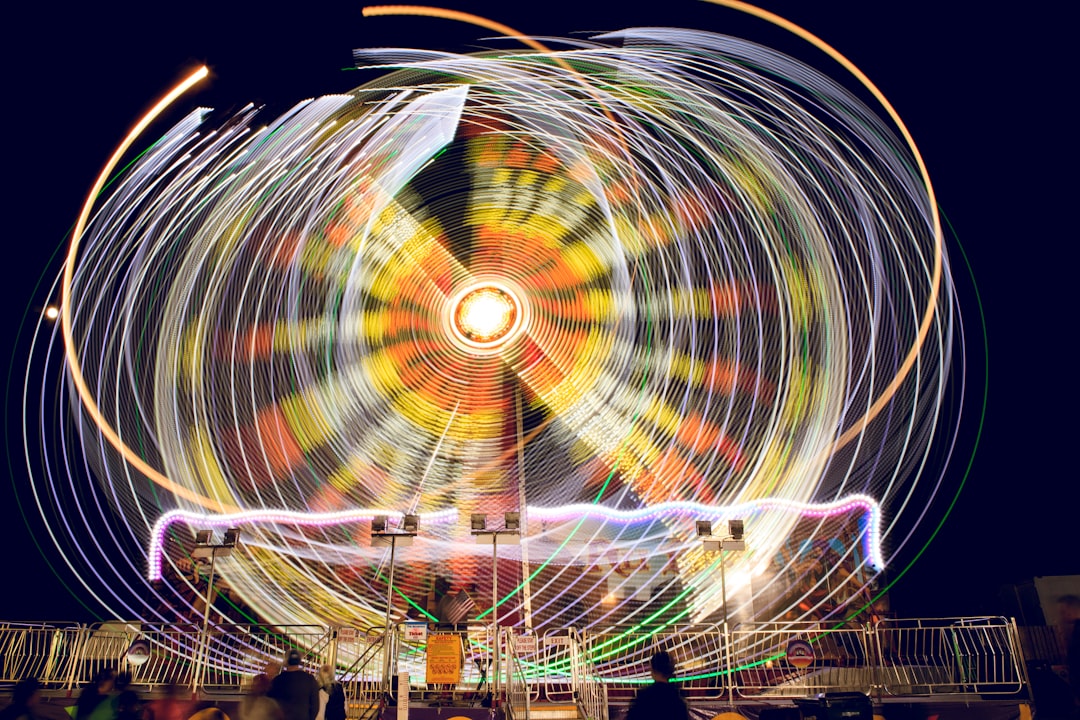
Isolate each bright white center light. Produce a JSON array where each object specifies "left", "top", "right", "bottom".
[{"left": 455, "top": 286, "right": 516, "bottom": 343}]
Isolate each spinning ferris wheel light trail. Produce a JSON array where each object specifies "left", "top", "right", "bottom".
[{"left": 22, "top": 1, "right": 969, "bottom": 661}]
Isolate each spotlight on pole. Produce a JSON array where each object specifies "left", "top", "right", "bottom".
[
  {"left": 370, "top": 513, "right": 420, "bottom": 691},
  {"left": 470, "top": 508, "right": 523, "bottom": 699},
  {"left": 504, "top": 512, "right": 520, "bottom": 532},
  {"left": 190, "top": 526, "right": 241, "bottom": 692},
  {"left": 700, "top": 516, "right": 746, "bottom": 705}
]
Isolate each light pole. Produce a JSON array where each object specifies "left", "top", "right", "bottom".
[
  {"left": 191, "top": 528, "right": 240, "bottom": 694},
  {"left": 699, "top": 519, "right": 745, "bottom": 705},
  {"left": 471, "top": 512, "right": 520, "bottom": 702},
  {"left": 372, "top": 514, "right": 418, "bottom": 694}
]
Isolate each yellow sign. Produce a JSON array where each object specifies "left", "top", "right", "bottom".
[{"left": 426, "top": 634, "right": 462, "bottom": 684}]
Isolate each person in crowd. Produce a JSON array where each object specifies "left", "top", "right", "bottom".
[
  {"left": 74, "top": 668, "right": 117, "bottom": 720},
  {"left": 111, "top": 672, "right": 141, "bottom": 720},
  {"left": 256, "top": 662, "right": 281, "bottom": 686},
  {"left": 314, "top": 666, "right": 345, "bottom": 720},
  {"left": 0, "top": 677, "right": 42, "bottom": 720},
  {"left": 268, "top": 650, "right": 319, "bottom": 720},
  {"left": 624, "top": 651, "right": 688, "bottom": 720},
  {"left": 143, "top": 682, "right": 190, "bottom": 720},
  {"left": 241, "top": 672, "right": 283, "bottom": 720}
]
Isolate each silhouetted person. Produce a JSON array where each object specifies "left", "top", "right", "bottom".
[
  {"left": 0, "top": 677, "right": 42, "bottom": 720},
  {"left": 75, "top": 668, "right": 117, "bottom": 720},
  {"left": 624, "top": 651, "right": 689, "bottom": 720},
  {"left": 315, "top": 666, "right": 345, "bottom": 720},
  {"left": 111, "top": 672, "right": 141, "bottom": 720},
  {"left": 269, "top": 650, "right": 319, "bottom": 720},
  {"left": 241, "top": 673, "right": 283, "bottom": 720}
]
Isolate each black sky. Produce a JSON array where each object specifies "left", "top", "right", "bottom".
[{"left": 3, "top": 0, "right": 1076, "bottom": 622}]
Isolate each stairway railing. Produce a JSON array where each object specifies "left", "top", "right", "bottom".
[
  {"left": 568, "top": 628, "right": 607, "bottom": 720},
  {"left": 503, "top": 629, "right": 531, "bottom": 720}
]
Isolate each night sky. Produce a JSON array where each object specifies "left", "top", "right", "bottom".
[{"left": 3, "top": 0, "right": 1075, "bottom": 623}]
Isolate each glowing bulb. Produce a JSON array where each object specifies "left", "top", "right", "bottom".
[
  {"left": 453, "top": 285, "right": 518, "bottom": 344},
  {"left": 44, "top": 306, "right": 59, "bottom": 321}
]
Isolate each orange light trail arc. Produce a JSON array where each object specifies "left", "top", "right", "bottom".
[
  {"left": 701, "top": 0, "right": 945, "bottom": 455},
  {"left": 60, "top": 66, "right": 239, "bottom": 513}
]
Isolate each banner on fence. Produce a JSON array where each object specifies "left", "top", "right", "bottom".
[{"left": 426, "top": 634, "right": 461, "bottom": 684}]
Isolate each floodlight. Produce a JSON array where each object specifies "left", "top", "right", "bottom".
[
  {"left": 372, "top": 516, "right": 387, "bottom": 533},
  {"left": 471, "top": 513, "right": 487, "bottom": 531},
  {"left": 696, "top": 520, "right": 713, "bottom": 538},
  {"left": 222, "top": 528, "right": 241, "bottom": 547},
  {"left": 403, "top": 514, "right": 419, "bottom": 534},
  {"left": 729, "top": 519, "right": 744, "bottom": 540},
  {"left": 504, "top": 512, "right": 520, "bottom": 531},
  {"left": 195, "top": 530, "right": 212, "bottom": 545}
]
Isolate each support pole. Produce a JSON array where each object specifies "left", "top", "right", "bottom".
[
  {"left": 514, "top": 388, "right": 533, "bottom": 630},
  {"left": 193, "top": 550, "right": 217, "bottom": 694},
  {"left": 491, "top": 533, "right": 499, "bottom": 700},
  {"left": 383, "top": 536, "right": 398, "bottom": 693},
  {"left": 720, "top": 549, "right": 733, "bottom": 706}
]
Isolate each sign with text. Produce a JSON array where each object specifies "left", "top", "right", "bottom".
[
  {"left": 405, "top": 623, "right": 428, "bottom": 642},
  {"left": 426, "top": 634, "right": 462, "bottom": 684},
  {"left": 515, "top": 634, "right": 537, "bottom": 654}
]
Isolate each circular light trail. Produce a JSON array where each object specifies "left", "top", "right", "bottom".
[{"left": 18, "top": 5, "right": 970, "bottom": 676}]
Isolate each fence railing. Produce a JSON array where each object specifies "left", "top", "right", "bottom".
[
  {"left": 568, "top": 628, "right": 607, "bottom": 720},
  {"left": 730, "top": 621, "right": 873, "bottom": 698},
  {"left": 503, "top": 631, "right": 531, "bottom": 720},
  {"left": 0, "top": 616, "right": 1030, "bottom": 704}
]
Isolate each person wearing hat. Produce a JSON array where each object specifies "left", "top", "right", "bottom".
[
  {"left": 268, "top": 650, "right": 319, "bottom": 720},
  {"left": 625, "top": 651, "right": 689, "bottom": 720}
]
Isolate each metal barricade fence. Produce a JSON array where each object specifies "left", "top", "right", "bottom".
[
  {"left": 540, "top": 629, "right": 574, "bottom": 703},
  {"left": 582, "top": 625, "right": 727, "bottom": 701},
  {"left": 502, "top": 629, "right": 542, "bottom": 705},
  {"left": 568, "top": 629, "right": 606, "bottom": 720},
  {"left": 334, "top": 626, "right": 386, "bottom": 716},
  {"left": 874, "top": 617, "right": 1026, "bottom": 696},
  {"left": 730, "top": 621, "right": 873, "bottom": 698},
  {"left": 0, "top": 623, "right": 81, "bottom": 686},
  {"left": 197, "top": 625, "right": 331, "bottom": 692},
  {"left": 0, "top": 617, "right": 1032, "bottom": 704},
  {"left": 503, "top": 630, "right": 531, "bottom": 720},
  {"left": 76, "top": 623, "right": 144, "bottom": 689}
]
